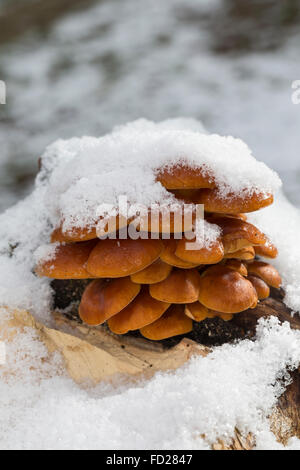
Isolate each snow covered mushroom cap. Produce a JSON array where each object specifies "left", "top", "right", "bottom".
[
  {"left": 35, "top": 240, "right": 97, "bottom": 279},
  {"left": 37, "top": 118, "right": 282, "bottom": 235}
]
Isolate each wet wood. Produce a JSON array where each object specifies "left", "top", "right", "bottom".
[{"left": 232, "top": 289, "right": 300, "bottom": 335}]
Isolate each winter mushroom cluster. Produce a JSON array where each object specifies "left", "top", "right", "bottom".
[{"left": 36, "top": 160, "right": 281, "bottom": 341}]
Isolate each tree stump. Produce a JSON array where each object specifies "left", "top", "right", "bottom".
[{"left": 2, "top": 286, "right": 300, "bottom": 449}]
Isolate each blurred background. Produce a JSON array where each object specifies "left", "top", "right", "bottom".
[{"left": 0, "top": 0, "right": 299, "bottom": 212}]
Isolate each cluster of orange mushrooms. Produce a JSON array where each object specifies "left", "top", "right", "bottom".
[{"left": 36, "top": 163, "right": 281, "bottom": 341}]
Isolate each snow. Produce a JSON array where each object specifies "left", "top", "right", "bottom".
[
  {"left": 0, "top": 310, "right": 300, "bottom": 450},
  {"left": 0, "top": 188, "right": 53, "bottom": 319},
  {"left": 1, "top": 0, "right": 300, "bottom": 211},
  {"left": 40, "top": 118, "right": 280, "bottom": 232}
]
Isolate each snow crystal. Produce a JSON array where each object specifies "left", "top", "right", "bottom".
[
  {"left": 0, "top": 312, "right": 300, "bottom": 450},
  {"left": 189, "top": 218, "right": 221, "bottom": 249},
  {"left": 34, "top": 243, "right": 60, "bottom": 266}
]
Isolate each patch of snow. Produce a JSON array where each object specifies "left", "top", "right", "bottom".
[
  {"left": 40, "top": 118, "right": 281, "bottom": 232},
  {"left": 1, "top": 0, "right": 299, "bottom": 211},
  {"left": 34, "top": 243, "right": 60, "bottom": 266},
  {"left": 192, "top": 219, "right": 222, "bottom": 248},
  {"left": 0, "top": 311, "right": 300, "bottom": 450},
  {"left": 0, "top": 187, "right": 53, "bottom": 320}
]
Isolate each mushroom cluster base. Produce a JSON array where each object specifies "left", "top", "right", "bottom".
[{"left": 52, "top": 280, "right": 297, "bottom": 348}]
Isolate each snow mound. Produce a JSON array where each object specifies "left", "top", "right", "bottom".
[{"left": 40, "top": 118, "right": 281, "bottom": 232}]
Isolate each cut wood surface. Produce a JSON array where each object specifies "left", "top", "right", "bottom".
[{"left": 52, "top": 310, "right": 210, "bottom": 383}]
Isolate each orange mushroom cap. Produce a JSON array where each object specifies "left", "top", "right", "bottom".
[
  {"left": 52, "top": 214, "right": 132, "bottom": 243},
  {"left": 156, "top": 163, "right": 215, "bottom": 190},
  {"left": 222, "top": 238, "right": 254, "bottom": 254},
  {"left": 193, "top": 189, "right": 274, "bottom": 214},
  {"left": 185, "top": 302, "right": 209, "bottom": 321},
  {"left": 218, "top": 313, "right": 234, "bottom": 321},
  {"left": 210, "top": 216, "right": 267, "bottom": 251},
  {"left": 86, "top": 238, "right": 163, "bottom": 278},
  {"left": 224, "top": 259, "right": 248, "bottom": 276},
  {"left": 35, "top": 240, "right": 97, "bottom": 279},
  {"left": 136, "top": 207, "right": 194, "bottom": 235},
  {"left": 108, "top": 287, "right": 170, "bottom": 334},
  {"left": 130, "top": 259, "right": 172, "bottom": 284},
  {"left": 170, "top": 189, "right": 202, "bottom": 201},
  {"left": 149, "top": 268, "right": 201, "bottom": 304},
  {"left": 254, "top": 240, "right": 278, "bottom": 259},
  {"left": 198, "top": 265, "right": 258, "bottom": 313},
  {"left": 247, "top": 261, "right": 281, "bottom": 288},
  {"left": 160, "top": 239, "right": 200, "bottom": 269},
  {"left": 140, "top": 304, "right": 193, "bottom": 340},
  {"left": 224, "top": 246, "right": 255, "bottom": 260},
  {"left": 247, "top": 275, "right": 270, "bottom": 300},
  {"left": 96, "top": 214, "right": 132, "bottom": 239},
  {"left": 175, "top": 236, "right": 224, "bottom": 265},
  {"left": 51, "top": 224, "right": 97, "bottom": 243},
  {"left": 79, "top": 277, "right": 141, "bottom": 326},
  {"left": 185, "top": 302, "right": 234, "bottom": 322}
]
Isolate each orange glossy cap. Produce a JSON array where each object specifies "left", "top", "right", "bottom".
[
  {"left": 79, "top": 277, "right": 141, "bottom": 326},
  {"left": 86, "top": 238, "right": 163, "bottom": 278},
  {"left": 140, "top": 304, "right": 193, "bottom": 340}
]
